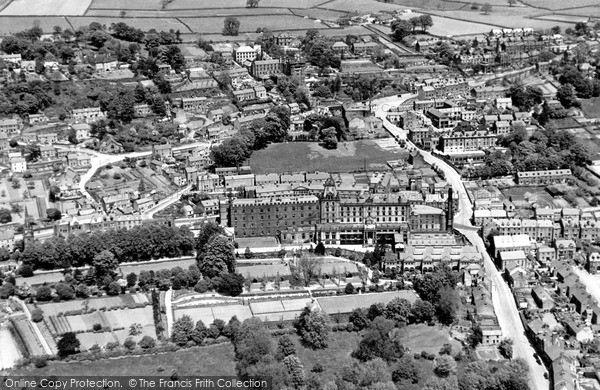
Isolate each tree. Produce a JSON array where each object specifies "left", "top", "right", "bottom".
[
  {"left": 498, "top": 338, "right": 514, "bottom": 359},
  {"left": 223, "top": 17, "right": 240, "bottom": 36},
  {"left": 200, "top": 235, "right": 236, "bottom": 278},
  {"left": 294, "top": 307, "right": 331, "bottom": 349},
  {"left": 19, "top": 264, "right": 34, "bottom": 277},
  {"left": 172, "top": 315, "right": 195, "bottom": 346},
  {"left": 126, "top": 272, "right": 137, "bottom": 287},
  {"left": 345, "top": 282, "right": 355, "bottom": 294},
  {"left": 0, "top": 208, "right": 12, "bottom": 224},
  {"left": 322, "top": 127, "right": 338, "bottom": 149},
  {"left": 129, "top": 323, "right": 142, "bottom": 336},
  {"left": 290, "top": 253, "right": 322, "bottom": 287},
  {"left": 216, "top": 273, "right": 245, "bottom": 296},
  {"left": 468, "top": 325, "right": 483, "bottom": 348},
  {"left": 123, "top": 337, "right": 136, "bottom": 350},
  {"left": 0, "top": 282, "right": 15, "bottom": 299},
  {"left": 314, "top": 242, "right": 325, "bottom": 256},
  {"left": 436, "top": 287, "right": 460, "bottom": 325},
  {"left": 283, "top": 355, "right": 306, "bottom": 389},
  {"left": 508, "top": 0, "right": 516, "bottom": 6},
  {"left": 138, "top": 335, "right": 156, "bottom": 349},
  {"left": 55, "top": 282, "right": 75, "bottom": 300},
  {"left": 385, "top": 298, "right": 412, "bottom": 326},
  {"left": 349, "top": 308, "right": 370, "bottom": 331},
  {"left": 353, "top": 316, "right": 404, "bottom": 362},
  {"left": 392, "top": 355, "right": 421, "bottom": 384},
  {"left": 35, "top": 285, "right": 53, "bottom": 301},
  {"left": 31, "top": 307, "right": 44, "bottom": 322},
  {"left": 411, "top": 299, "right": 435, "bottom": 323},
  {"left": 244, "top": 247, "right": 253, "bottom": 259},
  {"left": 391, "top": 19, "right": 413, "bottom": 42},
  {"left": 433, "top": 355, "right": 457, "bottom": 377},
  {"left": 556, "top": 83, "right": 580, "bottom": 109},
  {"left": 107, "top": 281, "right": 122, "bottom": 295},
  {"left": 57, "top": 332, "right": 80, "bottom": 357},
  {"left": 276, "top": 335, "right": 296, "bottom": 360},
  {"left": 482, "top": 3, "right": 492, "bottom": 14},
  {"left": 92, "top": 250, "right": 118, "bottom": 281}
]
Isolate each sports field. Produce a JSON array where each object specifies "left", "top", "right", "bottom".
[{"left": 249, "top": 140, "right": 407, "bottom": 174}]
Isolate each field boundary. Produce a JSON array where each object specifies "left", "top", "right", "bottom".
[
  {"left": 0, "top": 0, "right": 13, "bottom": 13},
  {"left": 175, "top": 17, "right": 194, "bottom": 33}
]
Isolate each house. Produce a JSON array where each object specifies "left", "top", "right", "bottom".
[
  {"left": 0, "top": 230, "right": 15, "bottom": 250},
  {"left": 99, "top": 135, "right": 124, "bottom": 153},
  {"left": 71, "top": 123, "right": 90, "bottom": 140},
  {"left": 532, "top": 286, "right": 554, "bottom": 310},
  {"left": 499, "top": 250, "right": 528, "bottom": 270},
  {"left": 71, "top": 107, "right": 105, "bottom": 124},
  {"left": 133, "top": 197, "right": 154, "bottom": 213},
  {"left": 516, "top": 169, "right": 572, "bottom": 185},
  {"left": 0, "top": 118, "right": 22, "bottom": 134},
  {"left": 11, "top": 156, "right": 26, "bottom": 173},
  {"left": 38, "top": 132, "right": 58, "bottom": 144},
  {"left": 153, "top": 144, "right": 173, "bottom": 160},
  {"left": 0, "top": 133, "right": 10, "bottom": 152},
  {"left": 40, "top": 145, "right": 56, "bottom": 160},
  {"left": 197, "top": 173, "right": 220, "bottom": 192},
  {"left": 588, "top": 252, "right": 600, "bottom": 274},
  {"left": 332, "top": 41, "right": 349, "bottom": 54}
]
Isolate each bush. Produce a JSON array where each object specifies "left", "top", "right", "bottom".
[
  {"left": 123, "top": 337, "right": 136, "bottom": 350},
  {"left": 194, "top": 280, "right": 209, "bottom": 293},
  {"left": 311, "top": 363, "right": 324, "bottom": 373},
  {"left": 105, "top": 341, "right": 120, "bottom": 351},
  {"left": 32, "top": 356, "right": 48, "bottom": 368},
  {"left": 19, "top": 264, "right": 34, "bottom": 277},
  {"left": 138, "top": 336, "right": 156, "bottom": 349},
  {"left": 92, "top": 323, "right": 102, "bottom": 332},
  {"left": 346, "top": 323, "right": 355, "bottom": 332},
  {"left": 31, "top": 308, "right": 44, "bottom": 323}
]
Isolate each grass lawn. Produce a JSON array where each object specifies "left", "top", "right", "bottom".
[
  {"left": 13, "top": 344, "right": 236, "bottom": 376},
  {"left": 402, "top": 324, "right": 461, "bottom": 355},
  {"left": 294, "top": 331, "right": 362, "bottom": 381},
  {"left": 581, "top": 98, "right": 600, "bottom": 119},
  {"left": 248, "top": 140, "right": 407, "bottom": 174}
]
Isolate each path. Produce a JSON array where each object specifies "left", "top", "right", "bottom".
[
  {"left": 165, "top": 289, "right": 173, "bottom": 337},
  {"left": 0, "top": 322, "right": 21, "bottom": 369},
  {"left": 372, "top": 96, "right": 549, "bottom": 390}
]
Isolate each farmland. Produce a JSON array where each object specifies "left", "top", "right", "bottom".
[
  {"left": 179, "top": 15, "right": 324, "bottom": 34},
  {"left": 88, "top": 0, "right": 162, "bottom": 10},
  {"left": 67, "top": 16, "right": 191, "bottom": 32},
  {"left": 0, "top": 0, "right": 91, "bottom": 15},
  {"left": 165, "top": 0, "right": 329, "bottom": 9},
  {"left": 249, "top": 139, "right": 408, "bottom": 174}
]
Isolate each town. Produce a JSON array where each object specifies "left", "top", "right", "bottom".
[{"left": 0, "top": 0, "right": 600, "bottom": 390}]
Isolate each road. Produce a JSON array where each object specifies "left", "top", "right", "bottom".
[
  {"left": 372, "top": 96, "right": 549, "bottom": 390},
  {"left": 56, "top": 141, "right": 211, "bottom": 204}
]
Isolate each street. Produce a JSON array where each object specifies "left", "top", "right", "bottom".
[{"left": 372, "top": 96, "right": 549, "bottom": 390}]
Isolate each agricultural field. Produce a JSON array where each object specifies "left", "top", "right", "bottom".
[
  {"left": 559, "top": 7, "right": 600, "bottom": 18},
  {"left": 14, "top": 344, "right": 236, "bottom": 376},
  {"left": 66, "top": 16, "right": 191, "bottom": 32},
  {"left": 249, "top": 140, "right": 408, "bottom": 174},
  {"left": 0, "top": 15, "right": 70, "bottom": 35},
  {"left": 86, "top": 7, "right": 294, "bottom": 17},
  {"left": 291, "top": 8, "right": 349, "bottom": 20},
  {"left": 166, "top": 0, "right": 329, "bottom": 9},
  {"left": 0, "top": 0, "right": 91, "bottom": 15},
  {"left": 521, "top": 0, "right": 600, "bottom": 10},
  {"left": 321, "top": 0, "right": 400, "bottom": 13},
  {"left": 88, "top": 0, "right": 162, "bottom": 10},
  {"left": 179, "top": 15, "right": 325, "bottom": 34}
]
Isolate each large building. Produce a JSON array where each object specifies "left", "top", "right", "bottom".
[{"left": 229, "top": 195, "right": 320, "bottom": 242}]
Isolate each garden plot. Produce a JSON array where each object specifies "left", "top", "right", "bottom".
[
  {"left": 103, "top": 307, "right": 154, "bottom": 329},
  {"left": 113, "top": 325, "right": 156, "bottom": 344},
  {"left": 0, "top": 0, "right": 91, "bottom": 15},
  {"left": 35, "top": 293, "right": 150, "bottom": 316},
  {"left": 174, "top": 304, "right": 252, "bottom": 324},
  {"left": 77, "top": 332, "right": 117, "bottom": 350}
]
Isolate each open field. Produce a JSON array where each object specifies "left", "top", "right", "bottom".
[
  {"left": 14, "top": 344, "right": 236, "bottom": 376},
  {"left": 180, "top": 15, "right": 324, "bottom": 34},
  {"left": 320, "top": 0, "right": 400, "bottom": 13},
  {"left": 166, "top": 0, "right": 329, "bottom": 9},
  {"left": 291, "top": 8, "right": 348, "bottom": 20},
  {"left": 249, "top": 140, "right": 407, "bottom": 174},
  {"left": 67, "top": 16, "right": 191, "bottom": 32},
  {"left": 520, "top": 0, "right": 600, "bottom": 10},
  {"left": 0, "top": 0, "right": 91, "bottom": 15},
  {"left": 581, "top": 98, "right": 600, "bottom": 119},
  {"left": 532, "top": 14, "right": 588, "bottom": 23},
  {"left": 88, "top": 0, "right": 162, "bottom": 10},
  {"left": 559, "top": 7, "right": 600, "bottom": 18},
  {"left": 119, "top": 257, "right": 196, "bottom": 275},
  {"left": 403, "top": 323, "right": 461, "bottom": 355},
  {"left": 238, "top": 261, "right": 290, "bottom": 279},
  {"left": 0, "top": 16, "right": 71, "bottom": 35},
  {"left": 85, "top": 8, "right": 294, "bottom": 17}
]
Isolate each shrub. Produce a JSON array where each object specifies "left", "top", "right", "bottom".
[
  {"left": 138, "top": 336, "right": 156, "bottom": 349},
  {"left": 123, "top": 337, "right": 136, "bottom": 350},
  {"left": 311, "top": 363, "right": 324, "bottom": 373},
  {"left": 346, "top": 323, "right": 355, "bottom": 332},
  {"left": 31, "top": 308, "right": 44, "bottom": 323},
  {"left": 32, "top": 356, "right": 48, "bottom": 368},
  {"left": 19, "top": 264, "right": 34, "bottom": 277},
  {"left": 92, "top": 323, "right": 102, "bottom": 332},
  {"left": 194, "top": 280, "right": 209, "bottom": 293},
  {"left": 105, "top": 341, "right": 120, "bottom": 351}
]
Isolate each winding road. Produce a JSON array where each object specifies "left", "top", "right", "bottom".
[{"left": 372, "top": 96, "right": 549, "bottom": 390}]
